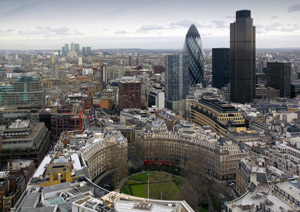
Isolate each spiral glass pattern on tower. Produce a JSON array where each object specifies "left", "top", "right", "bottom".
[{"left": 183, "top": 24, "right": 205, "bottom": 87}]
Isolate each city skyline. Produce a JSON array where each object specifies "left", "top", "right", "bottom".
[{"left": 1, "top": 0, "right": 300, "bottom": 50}]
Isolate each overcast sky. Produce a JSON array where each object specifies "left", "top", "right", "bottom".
[{"left": 0, "top": 0, "right": 300, "bottom": 50}]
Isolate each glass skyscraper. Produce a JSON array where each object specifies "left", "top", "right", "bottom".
[
  {"left": 165, "top": 54, "right": 188, "bottom": 109},
  {"left": 183, "top": 24, "right": 205, "bottom": 87},
  {"left": 212, "top": 48, "right": 230, "bottom": 89},
  {"left": 230, "top": 10, "right": 256, "bottom": 103}
]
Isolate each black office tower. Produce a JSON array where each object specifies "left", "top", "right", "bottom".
[
  {"left": 212, "top": 48, "right": 230, "bottom": 89},
  {"left": 266, "top": 62, "right": 291, "bottom": 98},
  {"left": 230, "top": 10, "right": 256, "bottom": 103}
]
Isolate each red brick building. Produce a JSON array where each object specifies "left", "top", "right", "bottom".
[{"left": 119, "top": 81, "right": 141, "bottom": 111}]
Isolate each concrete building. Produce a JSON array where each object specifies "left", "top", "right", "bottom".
[
  {"left": 137, "top": 125, "right": 248, "bottom": 180},
  {"left": 267, "top": 143, "right": 300, "bottom": 176},
  {"left": 0, "top": 76, "right": 45, "bottom": 107},
  {"left": 190, "top": 97, "right": 246, "bottom": 136},
  {"left": 0, "top": 120, "right": 50, "bottom": 167},
  {"left": 147, "top": 88, "right": 165, "bottom": 110},
  {"left": 78, "top": 57, "right": 82, "bottom": 65},
  {"left": 119, "top": 79, "right": 141, "bottom": 111}
]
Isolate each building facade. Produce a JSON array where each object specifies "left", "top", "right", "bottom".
[
  {"left": 0, "top": 76, "right": 45, "bottom": 107},
  {"left": 266, "top": 62, "right": 291, "bottom": 98},
  {"left": 182, "top": 24, "right": 205, "bottom": 87},
  {"left": 136, "top": 128, "right": 248, "bottom": 180},
  {"left": 0, "top": 120, "right": 50, "bottom": 168},
  {"left": 119, "top": 80, "right": 141, "bottom": 111},
  {"left": 212, "top": 48, "right": 230, "bottom": 89},
  {"left": 165, "top": 54, "right": 188, "bottom": 109},
  {"left": 190, "top": 97, "right": 245, "bottom": 136},
  {"left": 230, "top": 10, "right": 256, "bottom": 104}
]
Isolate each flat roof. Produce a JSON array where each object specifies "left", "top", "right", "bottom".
[{"left": 32, "top": 155, "right": 51, "bottom": 178}]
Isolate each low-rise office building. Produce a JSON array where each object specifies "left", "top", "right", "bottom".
[
  {"left": 191, "top": 97, "right": 245, "bottom": 136},
  {"left": 0, "top": 120, "right": 50, "bottom": 168}
]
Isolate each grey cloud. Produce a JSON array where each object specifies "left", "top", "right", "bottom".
[
  {"left": 0, "top": 31, "right": 4, "bottom": 33},
  {"left": 212, "top": 20, "right": 227, "bottom": 29},
  {"left": 288, "top": 4, "right": 300, "bottom": 12},
  {"left": 139, "top": 25, "right": 164, "bottom": 31},
  {"left": 7, "top": 29, "right": 15, "bottom": 33},
  {"left": 271, "top": 16, "right": 278, "bottom": 19},
  {"left": 169, "top": 20, "right": 210, "bottom": 29},
  {"left": 36, "top": 25, "right": 44, "bottom": 30},
  {"left": 73, "top": 29, "right": 84, "bottom": 36},
  {"left": 224, "top": 15, "right": 235, "bottom": 19},
  {"left": 256, "top": 23, "right": 300, "bottom": 33},
  {"left": 18, "top": 26, "right": 84, "bottom": 37},
  {"left": 137, "top": 25, "right": 164, "bottom": 33},
  {"left": 170, "top": 19, "right": 197, "bottom": 28},
  {"left": 115, "top": 30, "right": 128, "bottom": 34}
]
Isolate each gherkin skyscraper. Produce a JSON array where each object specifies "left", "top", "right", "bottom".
[{"left": 183, "top": 24, "right": 205, "bottom": 87}]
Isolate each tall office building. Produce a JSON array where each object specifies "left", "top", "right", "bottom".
[
  {"left": 75, "top": 44, "right": 80, "bottom": 52},
  {"left": 119, "top": 80, "right": 142, "bottom": 110},
  {"left": 50, "top": 56, "right": 59, "bottom": 78},
  {"left": 182, "top": 24, "right": 205, "bottom": 87},
  {"left": 82, "top": 47, "right": 86, "bottom": 56},
  {"left": 129, "top": 55, "right": 134, "bottom": 66},
  {"left": 165, "top": 54, "right": 188, "bottom": 109},
  {"left": 86, "top": 47, "right": 92, "bottom": 55},
  {"left": 100, "top": 64, "right": 108, "bottom": 83},
  {"left": 64, "top": 44, "right": 69, "bottom": 52},
  {"left": 212, "top": 48, "right": 230, "bottom": 89},
  {"left": 266, "top": 62, "right": 291, "bottom": 98},
  {"left": 62, "top": 46, "right": 65, "bottom": 56},
  {"left": 71, "top": 42, "right": 75, "bottom": 51},
  {"left": 78, "top": 57, "right": 82, "bottom": 65},
  {"left": 51, "top": 64, "right": 59, "bottom": 78},
  {"left": 230, "top": 10, "right": 256, "bottom": 104}
]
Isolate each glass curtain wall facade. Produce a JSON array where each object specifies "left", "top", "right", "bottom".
[
  {"left": 183, "top": 24, "right": 205, "bottom": 87},
  {"left": 165, "top": 54, "right": 188, "bottom": 109},
  {"left": 230, "top": 10, "right": 256, "bottom": 104}
]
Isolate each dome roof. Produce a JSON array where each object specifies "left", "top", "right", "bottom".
[{"left": 186, "top": 24, "right": 200, "bottom": 37}]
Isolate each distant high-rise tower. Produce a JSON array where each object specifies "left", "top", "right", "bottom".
[
  {"left": 75, "top": 44, "right": 80, "bottom": 52},
  {"left": 230, "top": 10, "right": 256, "bottom": 103},
  {"left": 129, "top": 55, "right": 134, "bottom": 66},
  {"left": 78, "top": 57, "right": 82, "bottom": 65},
  {"left": 165, "top": 54, "right": 188, "bottom": 109},
  {"left": 50, "top": 56, "right": 59, "bottom": 78},
  {"left": 100, "top": 64, "right": 108, "bottom": 83},
  {"left": 71, "top": 42, "right": 75, "bottom": 51},
  {"left": 183, "top": 24, "right": 205, "bottom": 87},
  {"left": 64, "top": 44, "right": 69, "bottom": 52},
  {"left": 212, "top": 48, "right": 230, "bottom": 89},
  {"left": 82, "top": 47, "right": 86, "bottom": 57},
  {"left": 266, "top": 62, "right": 291, "bottom": 98},
  {"left": 86, "top": 47, "right": 92, "bottom": 55}
]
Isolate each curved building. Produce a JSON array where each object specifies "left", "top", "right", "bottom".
[{"left": 183, "top": 24, "right": 205, "bottom": 87}]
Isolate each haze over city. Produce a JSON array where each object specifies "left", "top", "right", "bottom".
[
  {"left": 1, "top": 0, "right": 300, "bottom": 49},
  {"left": 2, "top": 1, "right": 300, "bottom": 212}
]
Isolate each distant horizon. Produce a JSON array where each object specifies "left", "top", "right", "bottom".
[{"left": 1, "top": 47, "right": 300, "bottom": 52}]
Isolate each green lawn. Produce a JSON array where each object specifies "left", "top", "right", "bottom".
[{"left": 121, "top": 172, "right": 181, "bottom": 200}]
